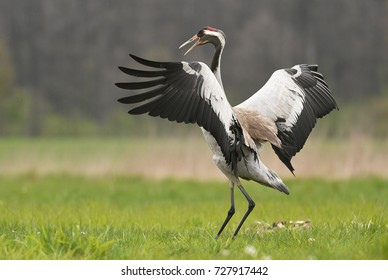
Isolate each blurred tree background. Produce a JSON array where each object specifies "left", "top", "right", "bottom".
[{"left": 0, "top": 0, "right": 387, "bottom": 138}]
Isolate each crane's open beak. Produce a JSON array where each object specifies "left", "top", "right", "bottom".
[{"left": 179, "top": 34, "right": 204, "bottom": 56}]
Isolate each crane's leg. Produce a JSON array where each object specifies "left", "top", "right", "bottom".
[
  {"left": 216, "top": 181, "right": 235, "bottom": 237},
  {"left": 233, "top": 182, "right": 255, "bottom": 238}
]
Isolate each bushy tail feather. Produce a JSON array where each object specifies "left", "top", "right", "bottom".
[
  {"left": 274, "top": 182, "right": 290, "bottom": 195},
  {"left": 266, "top": 170, "right": 290, "bottom": 195}
]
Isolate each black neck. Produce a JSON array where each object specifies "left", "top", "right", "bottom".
[
  {"left": 211, "top": 46, "right": 222, "bottom": 73},
  {"left": 211, "top": 45, "right": 224, "bottom": 90}
]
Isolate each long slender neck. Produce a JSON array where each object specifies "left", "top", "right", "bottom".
[{"left": 211, "top": 45, "right": 224, "bottom": 91}]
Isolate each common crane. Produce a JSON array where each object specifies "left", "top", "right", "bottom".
[{"left": 116, "top": 26, "right": 338, "bottom": 238}]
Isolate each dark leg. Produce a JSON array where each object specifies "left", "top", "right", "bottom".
[
  {"left": 233, "top": 183, "right": 255, "bottom": 238},
  {"left": 216, "top": 182, "right": 235, "bottom": 237}
]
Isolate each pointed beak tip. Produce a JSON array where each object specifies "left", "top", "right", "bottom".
[{"left": 179, "top": 34, "right": 200, "bottom": 55}]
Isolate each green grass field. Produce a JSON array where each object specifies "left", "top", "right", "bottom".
[{"left": 1, "top": 174, "right": 387, "bottom": 259}]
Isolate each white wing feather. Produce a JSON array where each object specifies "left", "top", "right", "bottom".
[
  {"left": 235, "top": 64, "right": 338, "bottom": 173},
  {"left": 236, "top": 68, "right": 305, "bottom": 127}
]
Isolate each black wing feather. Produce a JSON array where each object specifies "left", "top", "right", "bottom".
[
  {"left": 118, "top": 66, "right": 172, "bottom": 78},
  {"left": 116, "top": 54, "right": 247, "bottom": 174},
  {"left": 117, "top": 85, "right": 168, "bottom": 104},
  {"left": 116, "top": 78, "right": 166, "bottom": 90}
]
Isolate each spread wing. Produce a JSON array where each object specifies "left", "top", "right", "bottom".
[
  {"left": 116, "top": 54, "right": 247, "bottom": 174},
  {"left": 235, "top": 64, "right": 338, "bottom": 173}
]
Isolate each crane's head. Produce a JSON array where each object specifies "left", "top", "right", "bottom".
[{"left": 179, "top": 26, "right": 226, "bottom": 55}]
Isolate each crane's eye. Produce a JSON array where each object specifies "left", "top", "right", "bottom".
[{"left": 197, "top": 29, "right": 206, "bottom": 38}]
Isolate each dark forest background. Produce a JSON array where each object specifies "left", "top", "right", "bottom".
[{"left": 0, "top": 0, "right": 387, "bottom": 137}]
